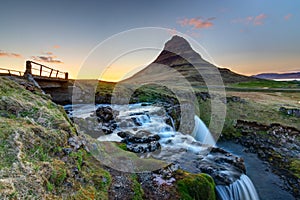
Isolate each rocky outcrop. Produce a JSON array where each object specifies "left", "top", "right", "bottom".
[{"left": 235, "top": 120, "right": 300, "bottom": 198}]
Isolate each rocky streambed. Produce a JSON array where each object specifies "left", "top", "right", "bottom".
[
  {"left": 232, "top": 120, "right": 300, "bottom": 198},
  {"left": 65, "top": 103, "right": 260, "bottom": 199}
]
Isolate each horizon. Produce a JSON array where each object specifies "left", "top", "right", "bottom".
[{"left": 1, "top": 0, "right": 299, "bottom": 81}]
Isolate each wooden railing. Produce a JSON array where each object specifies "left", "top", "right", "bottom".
[
  {"left": 0, "top": 68, "right": 24, "bottom": 76},
  {"left": 26, "top": 61, "right": 68, "bottom": 80}
]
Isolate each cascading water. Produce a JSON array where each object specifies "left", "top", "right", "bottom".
[
  {"left": 66, "top": 103, "right": 260, "bottom": 200},
  {"left": 216, "top": 174, "right": 259, "bottom": 200},
  {"left": 192, "top": 115, "right": 216, "bottom": 146}
]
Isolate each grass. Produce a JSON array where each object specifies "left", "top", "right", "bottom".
[
  {"left": 131, "top": 174, "right": 144, "bottom": 200},
  {"left": 290, "top": 159, "right": 300, "bottom": 179},
  {"left": 70, "top": 149, "right": 84, "bottom": 171},
  {"left": 229, "top": 79, "right": 300, "bottom": 89},
  {"left": 0, "top": 77, "right": 113, "bottom": 199}
]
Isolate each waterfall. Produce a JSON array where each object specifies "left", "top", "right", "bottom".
[
  {"left": 192, "top": 115, "right": 216, "bottom": 146},
  {"left": 216, "top": 174, "right": 259, "bottom": 200}
]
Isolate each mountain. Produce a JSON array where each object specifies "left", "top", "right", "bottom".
[
  {"left": 253, "top": 72, "right": 300, "bottom": 80},
  {"left": 122, "top": 35, "right": 255, "bottom": 86}
]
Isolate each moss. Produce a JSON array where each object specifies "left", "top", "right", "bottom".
[
  {"left": 131, "top": 174, "right": 144, "bottom": 200},
  {"left": 115, "top": 142, "right": 127, "bottom": 151},
  {"left": 26, "top": 144, "right": 51, "bottom": 163},
  {"left": 72, "top": 186, "right": 96, "bottom": 200},
  {"left": 70, "top": 149, "right": 84, "bottom": 170},
  {"left": 175, "top": 170, "right": 216, "bottom": 200},
  {"left": 290, "top": 159, "right": 300, "bottom": 179},
  {"left": 50, "top": 160, "right": 67, "bottom": 187}
]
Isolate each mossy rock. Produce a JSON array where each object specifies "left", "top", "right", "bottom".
[{"left": 175, "top": 170, "right": 216, "bottom": 200}]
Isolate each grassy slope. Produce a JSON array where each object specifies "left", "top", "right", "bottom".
[{"left": 0, "top": 77, "right": 111, "bottom": 199}]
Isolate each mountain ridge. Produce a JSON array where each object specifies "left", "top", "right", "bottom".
[
  {"left": 253, "top": 72, "right": 300, "bottom": 80},
  {"left": 123, "top": 35, "right": 256, "bottom": 85}
]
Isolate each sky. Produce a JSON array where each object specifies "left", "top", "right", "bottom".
[{"left": 0, "top": 0, "right": 299, "bottom": 81}]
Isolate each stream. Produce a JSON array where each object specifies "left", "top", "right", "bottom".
[
  {"left": 64, "top": 103, "right": 294, "bottom": 200},
  {"left": 217, "top": 141, "right": 295, "bottom": 200}
]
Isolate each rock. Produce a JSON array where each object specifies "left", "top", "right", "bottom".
[
  {"left": 62, "top": 148, "right": 72, "bottom": 155},
  {"left": 197, "top": 92, "right": 210, "bottom": 101},
  {"left": 126, "top": 141, "right": 161, "bottom": 153},
  {"left": 279, "top": 106, "right": 300, "bottom": 118},
  {"left": 117, "top": 131, "right": 160, "bottom": 144},
  {"left": 131, "top": 117, "right": 142, "bottom": 126},
  {"left": 96, "top": 106, "right": 119, "bottom": 122}
]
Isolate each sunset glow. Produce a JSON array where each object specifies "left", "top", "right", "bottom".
[{"left": 0, "top": 0, "right": 299, "bottom": 81}]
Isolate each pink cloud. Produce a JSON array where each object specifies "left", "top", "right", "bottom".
[
  {"left": 253, "top": 14, "right": 267, "bottom": 25},
  {"left": 232, "top": 13, "right": 267, "bottom": 26},
  {"left": 167, "top": 28, "right": 178, "bottom": 36},
  {"left": 284, "top": 14, "right": 292, "bottom": 20},
  {"left": 0, "top": 50, "right": 22, "bottom": 58},
  {"left": 177, "top": 17, "right": 215, "bottom": 29},
  {"left": 53, "top": 45, "right": 60, "bottom": 49}
]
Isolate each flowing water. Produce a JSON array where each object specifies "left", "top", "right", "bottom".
[
  {"left": 218, "top": 141, "right": 295, "bottom": 200},
  {"left": 66, "top": 103, "right": 261, "bottom": 200}
]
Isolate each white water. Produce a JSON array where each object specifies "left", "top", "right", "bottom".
[
  {"left": 66, "top": 103, "right": 260, "bottom": 200},
  {"left": 216, "top": 174, "right": 259, "bottom": 200},
  {"left": 192, "top": 115, "right": 216, "bottom": 146}
]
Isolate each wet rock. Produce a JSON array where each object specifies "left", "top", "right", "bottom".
[
  {"left": 127, "top": 141, "right": 161, "bottom": 153},
  {"left": 131, "top": 117, "right": 142, "bottom": 126},
  {"left": 96, "top": 106, "right": 119, "bottom": 122},
  {"left": 117, "top": 131, "right": 160, "bottom": 144}
]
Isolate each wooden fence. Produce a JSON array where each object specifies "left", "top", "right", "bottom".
[{"left": 26, "top": 61, "right": 68, "bottom": 80}]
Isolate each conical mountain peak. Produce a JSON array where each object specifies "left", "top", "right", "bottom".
[{"left": 163, "top": 35, "right": 193, "bottom": 53}]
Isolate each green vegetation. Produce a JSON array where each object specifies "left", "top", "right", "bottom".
[
  {"left": 0, "top": 77, "right": 112, "bottom": 199},
  {"left": 131, "top": 174, "right": 144, "bottom": 200},
  {"left": 115, "top": 142, "right": 127, "bottom": 151},
  {"left": 230, "top": 79, "right": 299, "bottom": 89},
  {"left": 290, "top": 159, "right": 300, "bottom": 179},
  {"left": 175, "top": 170, "right": 216, "bottom": 200}
]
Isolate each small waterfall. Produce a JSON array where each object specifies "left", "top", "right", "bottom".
[
  {"left": 192, "top": 115, "right": 215, "bottom": 146},
  {"left": 216, "top": 174, "right": 259, "bottom": 200}
]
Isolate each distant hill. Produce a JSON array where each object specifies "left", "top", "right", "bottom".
[
  {"left": 122, "top": 35, "right": 256, "bottom": 86},
  {"left": 253, "top": 72, "right": 300, "bottom": 80}
]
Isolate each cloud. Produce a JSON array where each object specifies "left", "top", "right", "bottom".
[
  {"left": 53, "top": 45, "right": 60, "bottom": 49},
  {"left": 232, "top": 13, "right": 267, "bottom": 26},
  {"left": 284, "top": 14, "right": 292, "bottom": 20},
  {"left": 253, "top": 14, "right": 267, "bottom": 25},
  {"left": 32, "top": 53, "right": 63, "bottom": 64},
  {"left": 177, "top": 17, "right": 215, "bottom": 29},
  {"left": 42, "top": 51, "right": 54, "bottom": 55},
  {"left": 0, "top": 50, "right": 22, "bottom": 58}
]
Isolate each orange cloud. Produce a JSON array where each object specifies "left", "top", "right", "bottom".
[
  {"left": 232, "top": 13, "right": 267, "bottom": 26},
  {"left": 284, "top": 14, "right": 292, "bottom": 20},
  {"left": 32, "top": 52, "right": 63, "bottom": 64},
  {"left": 0, "top": 50, "right": 22, "bottom": 58},
  {"left": 42, "top": 51, "right": 54, "bottom": 55},
  {"left": 53, "top": 45, "right": 60, "bottom": 49},
  {"left": 177, "top": 17, "right": 215, "bottom": 29},
  {"left": 253, "top": 14, "right": 267, "bottom": 25}
]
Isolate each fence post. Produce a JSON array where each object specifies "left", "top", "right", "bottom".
[
  {"left": 65, "top": 72, "right": 68, "bottom": 80},
  {"left": 25, "top": 61, "right": 32, "bottom": 74}
]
